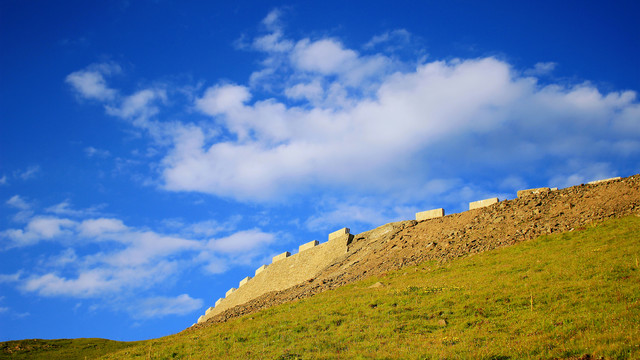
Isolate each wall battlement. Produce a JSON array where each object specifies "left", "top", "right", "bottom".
[
  {"left": 416, "top": 208, "right": 445, "bottom": 221},
  {"left": 587, "top": 177, "right": 621, "bottom": 185},
  {"left": 469, "top": 197, "right": 499, "bottom": 210},
  {"left": 197, "top": 229, "right": 354, "bottom": 323},
  {"left": 272, "top": 251, "right": 290, "bottom": 263},
  {"left": 299, "top": 240, "right": 319, "bottom": 252},
  {"left": 194, "top": 176, "right": 621, "bottom": 325}
]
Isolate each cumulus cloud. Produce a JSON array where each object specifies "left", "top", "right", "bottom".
[
  {"left": 105, "top": 88, "right": 167, "bottom": 121},
  {"left": 3, "top": 216, "right": 75, "bottom": 247},
  {"left": 65, "top": 10, "right": 639, "bottom": 213},
  {"left": 66, "top": 63, "right": 120, "bottom": 101},
  {"left": 77, "top": 218, "right": 128, "bottom": 237},
  {"left": 164, "top": 48, "right": 639, "bottom": 202}
]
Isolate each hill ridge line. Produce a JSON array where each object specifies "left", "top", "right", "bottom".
[{"left": 191, "top": 175, "right": 639, "bottom": 329}]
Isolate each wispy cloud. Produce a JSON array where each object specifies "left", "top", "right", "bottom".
[
  {"left": 45, "top": 200, "right": 105, "bottom": 218},
  {"left": 524, "top": 61, "right": 557, "bottom": 76},
  {"left": 128, "top": 294, "right": 203, "bottom": 319},
  {"left": 1, "top": 198, "right": 277, "bottom": 303},
  {"left": 84, "top": 146, "right": 111, "bottom": 158},
  {"left": 14, "top": 165, "right": 40, "bottom": 180}
]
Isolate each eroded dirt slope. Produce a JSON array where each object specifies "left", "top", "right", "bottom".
[{"left": 191, "top": 175, "right": 640, "bottom": 329}]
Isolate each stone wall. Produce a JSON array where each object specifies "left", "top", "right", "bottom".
[
  {"left": 416, "top": 208, "right": 445, "bottom": 221},
  {"left": 469, "top": 197, "right": 499, "bottom": 210},
  {"left": 199, "top": 229, "right": 354, "bottom": 323}
]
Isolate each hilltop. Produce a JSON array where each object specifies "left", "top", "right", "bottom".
[
  {"left": 195, "top": 175, "right": 640, "bottom": 326},
  {"left": 1, "top": 175, "right": 639, "bottom": 359}
]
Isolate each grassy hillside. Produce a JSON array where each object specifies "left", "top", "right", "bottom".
[
  {"left": 0, "top": 338, "right": 141, "bottom": 360},
  {"left": 3, "top": 215, "right": 639, "bottom": 359}
]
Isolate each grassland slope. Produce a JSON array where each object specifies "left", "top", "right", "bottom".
[
  {"left": 107, "top": 215, "right": 640, "bottom": 358},
  {"left": 199, "top": 175, "right": 640, "bottom": 326}
]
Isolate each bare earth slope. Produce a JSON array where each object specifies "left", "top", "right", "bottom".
[{"left": 191, "top": 175, "right": 640, "bottom": 330}]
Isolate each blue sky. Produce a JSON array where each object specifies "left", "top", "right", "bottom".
[{"left": 1, "top": 0, "right": 638, "bottom": 341}]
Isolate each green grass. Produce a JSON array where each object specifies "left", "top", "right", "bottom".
[
  {"left": 0, "top": 338, "right": 142, "bottom": 360},
  {"left": 3, "top": 216, "right": 639, "bottom": 359}
]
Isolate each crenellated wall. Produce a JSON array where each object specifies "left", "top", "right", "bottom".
[
  {"left": 198, "top": 228, "right": 354, "bottom": 323},
  {"left": 195, "top": 176, "right": 623, "bottom": 325}
]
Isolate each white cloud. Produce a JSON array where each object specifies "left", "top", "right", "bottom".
[
  {"left": 78, "top": 218, "right": 128, "bottom": 237},
  {"left": 105, "top": 88, "right": 167, "bottom": 120},
  {"left": 364, "top": 29, "right": 412, "bottom": 50},
  {"left": 45, "top": 200, "right": 104, "bottom": 218},
  {"left": 2, "top": 199, "right": 278, "bottom": 301},
  {"left": 0, "top": 175, "right": 7, "bottom": 186},
  {"left": 291, "top": 39, "right": 359, "bottom": 75},
  {"left": 65, "top": 63, "right": 120, "bottom": 101},
  {"left": 61, "top": 13, "right": 639, "bottom": 214},
  {"left": 21, "top": 264, "right": 175, "bottom": 298},
  {"left": 524, "top": 61, "right": 557, "bottom": 76},
  {"left": 6, "top": 195, "right": 30, "bottom": 211},
  {"left": 60, "top": 12, "right": 639, "bottom": 210},
  {"left": 183, "top": 218, "right": 240, "bottom": 237},
  {"left": 3, "top": 216, "right": 76, "bottom": 247},
  {"left": 14, "top": 165, "right": 40, "bottom": 180},
  {"left": 161, "top": 50, "right": 639, "bottom": 203},
  {"left": 129, "top": 294, "right": 203, "bottom": 319},
  {"left": 84, "top": 146, "right": 111, "bottom": 158},
  {"left": 51, "top": 248, "right": 78, "bottom": 267},
  {"left": 0, "top": 272, "right": 21, "bottom": 283},
  {"left": 196, "top": 84, "right": 251, "bottom": 117},
  {"left": 285, "top": 80, "right": 324, "bottom": 103},
  {"left": 261, "top": 8, "right": 283, "bottom": 30}
]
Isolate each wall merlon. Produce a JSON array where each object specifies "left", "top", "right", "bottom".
[
  {"left": 588, "top": 177, "right": 621, "bottom": 185},
  {"left": 225, "top": 287, "right": 236, "bottom": 297},
  {"left": 469, "top": 197, "right": 499, "bottom": 210},
  {"left": 239, "top": 276, "right": 251, "bottom": 287},
  {"left": 205, "top": 307, "right": 214, "bottom": 315},
  {"left": 255, "top": 264, "right": 268, "bottom": 276},
  {"left": 551, "top": 187, "right": 558, "bottom": 191},
  {"left": 272, "top": 251, "right": 291, "bottom": 263},
  {"left": 416, "top": 208, "right": 444, "bottom": 221},
  {"left": 215, "top": 298, "right": 223, "bottom": 307},
  {"left": 299, "top": 240, "right": 319, "bottom": 252},
  {"left": 328, "top": 227, "right": 350, "bottom": 241},
  {"left": 197, "top": 315, "right": 205, "bottom": 324},
  {"left": 517, "top": 187, "right": 551, "bottom": 198}
]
